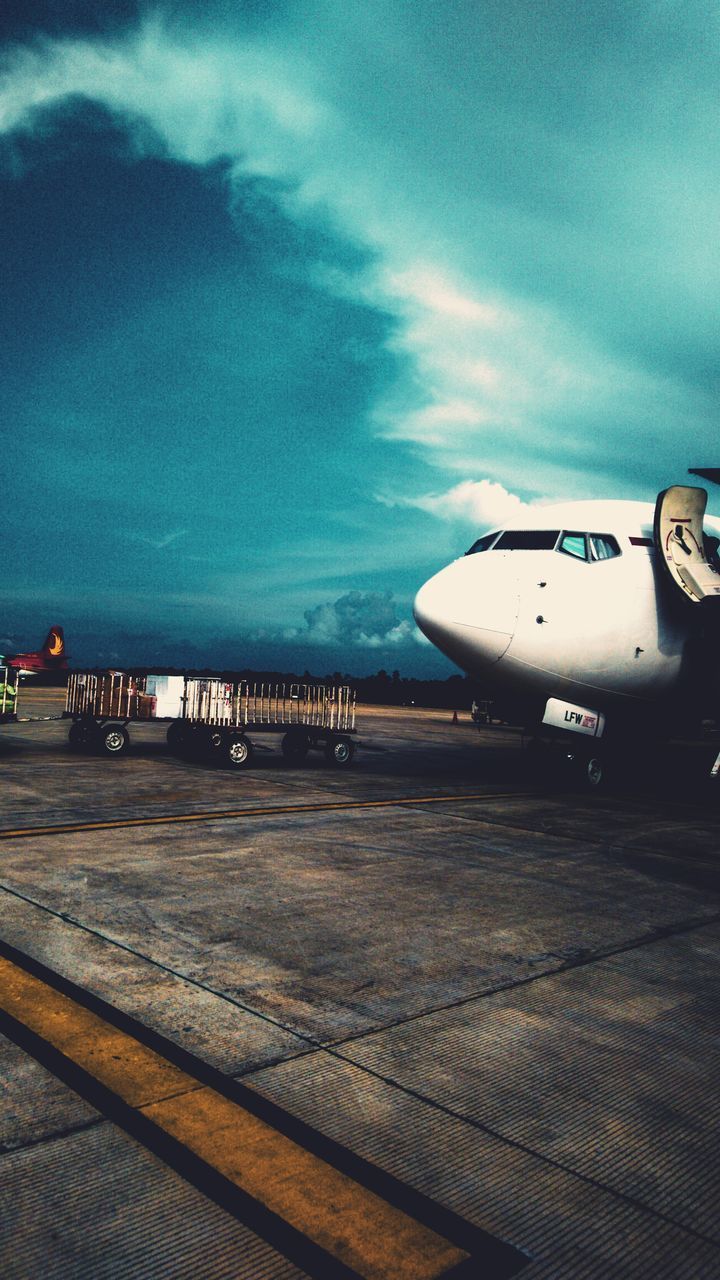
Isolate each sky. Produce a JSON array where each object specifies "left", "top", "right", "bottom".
[{"left": 0, "top": 1, "right": 718, "bottom": 674}]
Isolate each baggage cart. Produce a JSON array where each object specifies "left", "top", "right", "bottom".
[
  {"left": 64, "top": 671, "right": 357, "bottom": 768},
  {"left": 171, "top": 677, "right": 357, "bottom": 768},
  {"left": 64, "top": 671, "right": 183, "bottom": 756}
]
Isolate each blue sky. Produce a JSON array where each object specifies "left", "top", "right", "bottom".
[{"left": 0, "top": 1, "right": 718, "bottom": 673}]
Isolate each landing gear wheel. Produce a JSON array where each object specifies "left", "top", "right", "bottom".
[
  {"left": 573, "top": 752, "right": 606, "bottom": 791},
  {"left": 96, "top": 725, "right": 129, "bottom": 756},
  {"left": 325, "top": 736, "right": 355, "bottom": 767},
  {"left": 281, "top": 731, "right": 309, "bottom": 763},
  {"left": 226, "top": 734, "right": 253, "bottom": 769}
]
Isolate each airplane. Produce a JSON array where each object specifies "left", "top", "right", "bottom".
[
  {"left": 413, "top": 480, "right": 720, "bottom": 788},
  {"left": 0, "top": 626, "right": 69, "bottom": 677}
]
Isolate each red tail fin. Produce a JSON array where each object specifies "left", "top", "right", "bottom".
[{"left": 41, "top": 627, "right": 66, "bottom": 660}]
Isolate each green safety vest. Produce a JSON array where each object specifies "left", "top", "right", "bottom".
[{"left": 0, "top": 682, "right": 17, "bottom": 703}]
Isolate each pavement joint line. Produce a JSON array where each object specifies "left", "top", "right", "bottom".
[
  {"left": 0, "top": 941, "right": 527, "bottom": 1280},
  {"left": 325, "top": 1029, "right": 720, "bottom": 1253},
  {"left": 322, "top": 910, "right": 720, "bottom": 1052},
  {"left": 0, "top": 792, "right": 529, "bottom": 841}
]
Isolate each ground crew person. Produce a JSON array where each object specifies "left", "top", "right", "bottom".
[{"left": 0, "top": 671, "right": 17, "bottom": 714}]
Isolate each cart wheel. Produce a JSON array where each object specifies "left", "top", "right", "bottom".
[
  {"left": 166, "top": 721, "right": 186, "bottom": 752},
  {"left": 203, "top": 727, "right": 226, "bottom": 759},
  {"left": 97, "top": 725, "right": 129, "bottom": 756},
  {"left": 281, "top": 731, "right": 309, "bottom": 762},
  {"left": 226, "top": 734, "right": 253, "bottom": 769},
  {"left": 325, "top": 736, "right": 355, "bottom": 767},
  {"left": 68, "top": 722, "right": 92, "bottom": 752},
  {"left": 180, "top": 726, "right": 205, "bottom": 759}
]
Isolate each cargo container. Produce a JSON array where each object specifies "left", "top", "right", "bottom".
[{"left": 64, "top": 671, "right": 357, "bottom": 767}]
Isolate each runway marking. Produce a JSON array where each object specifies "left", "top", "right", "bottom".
[
  {"left": 0, "top": 792, "right": 525, "bottom": 841},
  {"left": 0, "top": 944, "right": 524, "bottom": 1280}
]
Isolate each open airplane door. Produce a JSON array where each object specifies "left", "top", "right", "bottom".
[{"left": 654, "top": 485, "right": 720, "bottom": 605}]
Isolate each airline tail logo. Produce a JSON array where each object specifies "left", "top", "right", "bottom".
[{"left": 44, "top": 628, "right": 65, "bottom": 658}]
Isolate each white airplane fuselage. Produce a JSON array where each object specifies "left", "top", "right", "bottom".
[{"left": 414, "top": 498, "right": 720, "bottom": 739}]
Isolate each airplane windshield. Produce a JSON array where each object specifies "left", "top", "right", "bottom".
[
  {"left": 493, "top": 530, "right": 560, "bottom": 550},
  {"left": 465, "top": 532, "right": 499, "bottom": 555},
  {"left": 589, "top": 534, "right": 620, "bottom": 560},
  {"left": 557, "top": 532, "right": 621, "bottom": 562},
  {"left": 466, "top": 529, "right": 621, "bottom": 557},
  {"left": 558, "top": 532, "right": 587, "bottom": 560}
]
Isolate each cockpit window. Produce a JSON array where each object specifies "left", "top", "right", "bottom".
[
  {"left": 557, "top": 532, "right": 621, "bottom": 562},
  {"left": 465, "top": 531, "right": 499, "bottom": 555},
  {"left": 558, "top": 532, "right": 587, "bottom": 560},
  {"left": 589, "top": 534, "right": 621, "bottom": 560},
  {"left": 493, "top": 530, "right": 560, "bottom": 551}
]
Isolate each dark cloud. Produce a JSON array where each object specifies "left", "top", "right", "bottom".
[
  {"left": 0, "top": 1, "right": 141, "bottom": 43},
  {"left": 302, "top": 591, "right": 414, "bottom": 649}
]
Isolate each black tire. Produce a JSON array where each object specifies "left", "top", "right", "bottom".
[
  {"left": 225, "top": 734, "right": 253, "bottom": 769},
  {"left": 201, "top": 727, "right": 225, "bottom": 761},
  {"left": 325, "top": 736, "right": 355, "bottom": 767},
  {"left": 166, "top": 721, "right": 186, "bottom": 752},
  {"left": 281, "top": 730, "right": 309, "bottom": 762},
  {"left": 181, "top": 726, "right": 206, "bottom": 759},
  {"left": 96, "top": 724, "right": 129, "bottom": 757},
  {"left": 572, "top": 751, "right": 606, "bottom": 791},
  {"left": 68, "top": 722, "right": 92, "bottom": 752}
]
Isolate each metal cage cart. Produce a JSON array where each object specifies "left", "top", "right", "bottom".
[
  {"left": 65, "top": 671, "right": 357, "bottom": 768},
  {"left": 170, "top": 678, "right": 357, "bottom": 769},
  {"left": 0, "top": 666, "right": 19, "bottom": 724},
  {"left": 64, "top": 671, "right": 181, "bottom": 756}
]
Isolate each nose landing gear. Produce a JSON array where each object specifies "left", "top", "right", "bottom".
[
  {"left": 568, "top": 750, "right": 606, "bottom": 791},
  {"left": 524, "top": 736, "right": 608, "bottom": 791}
]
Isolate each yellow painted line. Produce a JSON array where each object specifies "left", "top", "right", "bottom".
[
  {"left": 0, "top": 956, "right": 197, "bottom": 1107},
  {"left": 0, "top": 791, "right": 522, "bottom": 841},
  {"left": 0, "top": 954, "right": 468, "bottom": 1280}
]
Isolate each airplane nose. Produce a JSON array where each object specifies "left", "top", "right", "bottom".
[{"left": 413, "top": 558, "right": 518, "bottom": 670}]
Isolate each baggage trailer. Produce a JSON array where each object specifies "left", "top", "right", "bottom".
[
  {"left": 173, "top": 677, "right": 356, "bottom": 768},
  {"left": 64, "top": 671, "right": 357, "bottom": 768},
  {"left": 0, "top": 666, "right": 19, "bottom": 724},
  {"left": 64, "top": 671, "right": 176, "bottom": 756}
]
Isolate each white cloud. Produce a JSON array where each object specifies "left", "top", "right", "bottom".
[
  {"left": 385, "top": 479, "right": 530, "bottom": 530},
  {"left": 384, "top": 267, "right": 505, "bottom": 327},
  {"left": 124, "top": 529, "right": 188, "bottom": 551}
]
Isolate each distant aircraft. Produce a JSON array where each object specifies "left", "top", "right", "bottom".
[
  {"left": 1, "top": 626, "right": 69, "bottom": 676},
  {"left": 414, "top": 482, "right": 720, "bottom": 787}
]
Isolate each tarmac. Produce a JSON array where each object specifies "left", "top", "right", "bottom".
[{"left": 1, "top": 689, "right": 719, "bottom": 1279}]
